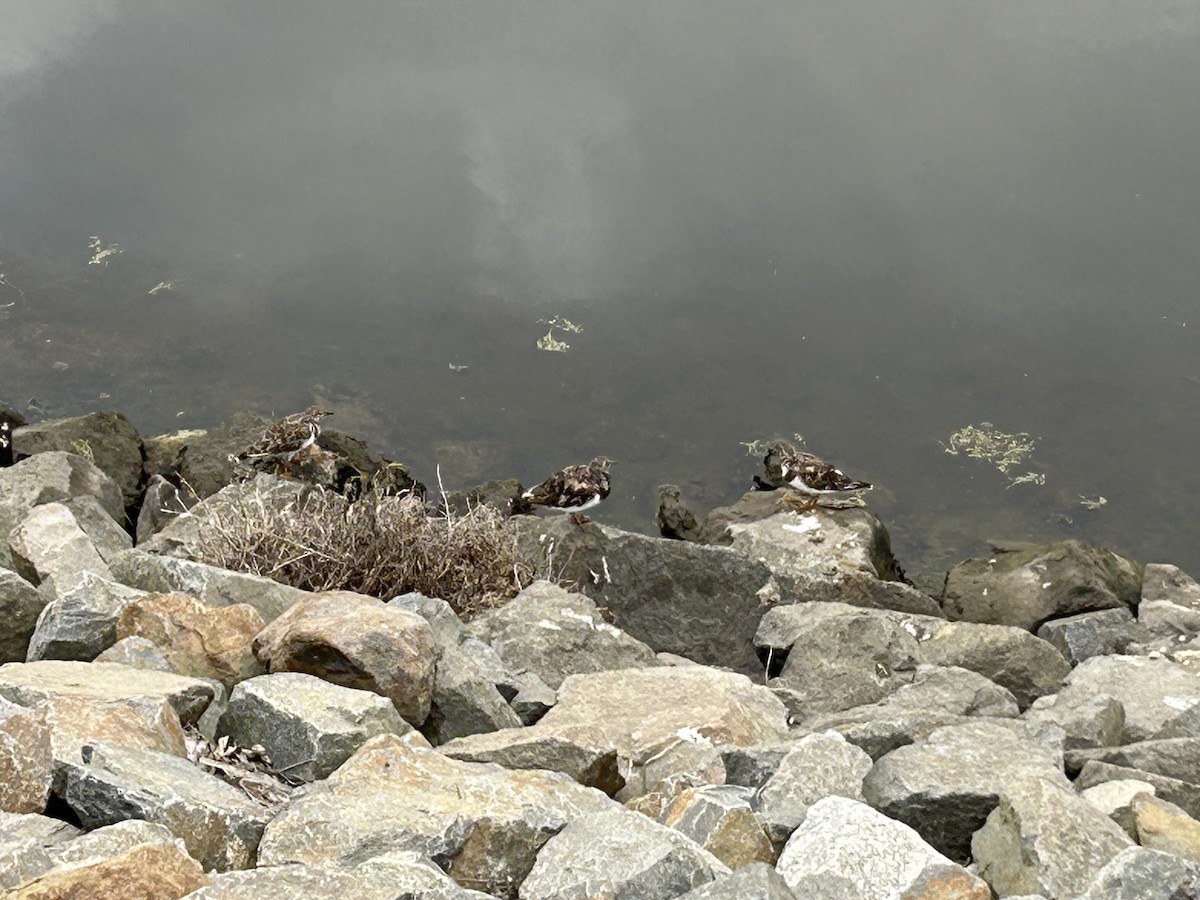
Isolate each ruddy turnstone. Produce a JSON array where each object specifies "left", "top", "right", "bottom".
[
  {"left": 236, "top": 405, "right": 331, "bottom": 463},
  {"left": 768, "top": 440, "right": 872, "bottom": 511},
  {"left": 523, "top": 456, "right": 613, "bottom": 524}
]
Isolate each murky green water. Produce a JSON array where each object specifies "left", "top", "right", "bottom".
[{"left": 3, "top": 1, "right": 1199, "bottom": 589}]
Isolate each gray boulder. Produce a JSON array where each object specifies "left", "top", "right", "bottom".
[
  {"left": 941, "top": 539, "right": 1142, "bottom": 630},
  {"left": 1077, "top": 759, "right": 1200, "bottom": 821},
  {"left": 0, "top": 696, "right": 52, "bottom": 814},
  {"left": 919, "top": 621, "right": 1069, "bottom": 709},
  {"left": 971, "top": 775, "right": 1134, "bottom": 898},
  {"left": 464, "top": 580, "right": 660, "bottom": 690},
  {"left": 1067, "top": 738, "right": 1200, "bottom": 784},
  {"left": 1075, "top": 846, "right": 1200, "bottom": 900},
  {"left": 1080, "top": 778, "right": 1156, "bottom": 837},
  {"left": 1138, "top": 566, "right": 1200, "bottom": 642},
  {"left": 174, "top": 411, "right": 270, "bottom": 499},
  {"left": 94, "top": 635, "right": 172, "bottom": 670},
  {"left": 218, "top": 672, "right": 413, "bottom": 782},
  {"left": 7, "top": 502, "right": 112, "bottom": 594},
  {"left": 440, "top": 725, "right": 624, "bottom": 795},
  {"left": 776, "top": 796, "right": 990, "bottom": 899},
  {"left": 61, "top": 742, "right": 272, "bottom": 871},
  {"left": 1054, "top": 654, "right": 1200, "bottom": 741},
  {"left": 0, "top": 568, "right": 44, "bottom": 663},
  {"left": 135, "top": 473, "right": 196, "bottom": 544},
  {"left": 421, "top": 640, "right": 522, "bottom": 745},
  {"left": 1036, "top": 607, "right": 1150, "bottom": 665},
  {"left": 0, "top": 812, "right": 81, "bottom": 889},
  {"left": 1023, "top": 691, "right": 1125, "bottom": 750},
  {"left": 659, "top": 784, "right": 775, "bottom": 869},
  {"left": 676, "top": 863, "right": 797, "bottom": 900},
  {"left": 509, "top": 671, "right": 556, "bottom": 725},
  {"left": 862, "top": 719, "right": 1069, "bottom": 861},
  {"left": 766, "top": 569, "right": 942, "bottom": 617},
  {"left": 25, "top": 574, "right": 148, "bottom": 661}
]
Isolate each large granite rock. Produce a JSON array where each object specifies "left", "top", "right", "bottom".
[
  {"left": 1076, "top": 759, "right": 1200, "bottom": 821},
  {"left": 25, "top": 574, "right": 148, "bottom": 662},
  {"left": 971, "top": 775, "right": 1134, "bottom": 898},
  {"left": 61, "top": 742, "right": 273, "bottom": 871},
  {"left": 1132, "top": 792, "right": 1200, "bottom": 863},
  {"left": 776, "top": 796, "right": 990, "bottom": 899},
  {"left": 1023, "top": 690, "right": 1125, "bottom": 750},
  {"left": 0, "top": 697, "right": 52, "bottom": 814},
  {"left": 0, "top": 568, "right": 44, "bottom": 663},
  {"left": 7, "top": 839, "right": 208, "bottom": 899},
  {"left": 218, "top": 672, "right": 412, "bottom": 782},
  {"left": 252, "top": 591, "right": 436, "bottom": 726},
  {"left": 659, "top": 784, "right": 775, "bottom": 868},
  {"left": 0, "top": 812, "right": 81, "bottom": 890},
  {"left": 1035, "top": 607, "right": 1150, "bottom": 666},
  {"left": 1075, "top": 846, "right": 1200, "bottom": 900},
  {"left": 1067, "top": 738, "right": 1200, "bottom": 784},
  {"left": 464, "top": 580, "right": 660, "bottom": 690},
  {"left": 7, "top": 502, "right": 112, "bottom": 595},
  {"left": 12, "top": 411, "right": 145, "bottom": 513},
  {"left": 0, "top": 452, "right": 124, "bottom": 572},
  {"left": 174, "top": 411, "right": 269, "bottom": 499},
  {"left": 441, "top": 725, "right": 624, "bottom": 795},
  {"left": 1053, "top": 654, "right": 1200, "bottom": 741},
  {"left": 862, "top": 719, "right": 1070, "bottom": 861},
  {"left": 941, "top": 539, "right": 1142, "bottom": 631},
  {"left": 421, "top": 640, "right": 522, "bottom": 745}
]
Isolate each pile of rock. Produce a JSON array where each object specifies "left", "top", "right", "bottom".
[{"left": 2, "top": 407, "right": 1200, "bottom": 898}]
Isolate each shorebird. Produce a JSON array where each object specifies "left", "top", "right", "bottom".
[
  {"left": 768, "top": 440, "right": 872, "bottom": 511},
  {"left": 235, "top": 406, "right": 331, "bottom": 465},
  {"left": 523, "top": 456, "right": 613, "bottom": 524}
]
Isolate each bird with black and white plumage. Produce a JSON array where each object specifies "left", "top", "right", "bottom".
[
  {"left": 522, "top": 456, "right": 613, "bottom": 524},
  {"left": 766, "top": 440, "right": 872, "bottom": 511},
  {"left": 234, "top": 405, "right": 331, "bottom": 463}
]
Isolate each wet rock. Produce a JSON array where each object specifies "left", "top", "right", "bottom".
[
  {"left": 188, "top": 850, "right": 496, "bottom": 899},
  {"left": 919, "top": 621, "right": 1069, "bottom": 709},
  {"left": 1080, "top": 778, "right": 1156, "bottom": 838},
  {"left": 26, "top": 574, "right": 148, "bottom": 662},
  {"left": 941, "top": 539, "right": 1142, "bottom": 631},
  {"left": 753, "top": 731, "right": 872, "bottom": 846},
  {"left": 421, "top": 640, "right": 522, "bottom": 744},
  {"left": 135, "top": 474, "right": 196, "bottom": 543},
  {"left": 0, "top": 697, "right": 52, "bottom": 814},
  {"left": 766, "top": 569, "right": 943, "bottom": 617},
  {"left": 142, "top": 429, "right": 196, "bottom": 482},
  {"left": 519, "top": 805, "right": 729, "bottom": 899},
  {"left": 0, "top": 451, "right": 124, "bottom": 571},
  {"left": 220, "top": 672, "right": 412, "bottom": 782},
  {"left": 444, "top": 478, "right": 526, "bottom": 516},
  {"left": 1068, "top": 737, "right": 1200, "bottom": 784},
  {"left": 93, "top": 635, "right": 172, "bottom": 670},
  {"left": 1023, "top": 691, "right": 1125, "bottom": 751},
  {"left": 862, "top": 719, "right": 1069, "bottom": 861},
  {"left": 115, "top": 592, "right": 265, "bottom": 690},
  {"left": 1077, "top": 759, "right": 1200, "bottom": 821},
  {"left": 776, "top": 796, "right": 990, "bottom": 900},
  {"left": 1075, "top": 846, "right": 1200, "bottom": 900},
  {"left": 11, "top": 411, "right": 145, "bottom": 514},
  {"left": 1035, "top": 607, "right": 1150, "bottom": 665},
  {"left": 0, "top": 812, "right": 80, "bottom": 889},
  {"left": 464, "top": 580, "right": 659, "bottom": 690},
  {"left": 8, "top": 839, "right": 208, "bottom": 899},
  {"left": 1053, "top": 654, "right": 1200, "bottom": 741},
  {"left": 62, "top": 742, "right": 272, "bottom": 871},
  {"left": 971, "top": 775, "right": 1134, "bottom": 898},
  {"left": 656, "top": 484, "right": 702, "bottom": 542},
  {"left": 1142, "top": 562, "right": 1200, "bottom": 609},
  {"left": 440, "top": 725, "right": 624, "bottom": 795},
  {"left": 0, "top": 568, "right": 44, "bottom": 663},
  {"left": 511, "top": 515, "right": 778, "bottom": 676},
  {"left": 801, "top": 664, "right": 1020, "bottom": 759},
  {"left": 676, "top": 862, "right": 797, "bottom": 900},
  {"left": 252, "top": 590, "right": 436, "bottom": 726},
  {"left": 175, "top": 411, "right": 269, "bottom": 499},
  {"left": 1132, "top": 792, "right": 1200, "bottom": 862},
  {"left": 7, "top": 502, "right": 112, "bottom": 594},
  {"left": 659, "top": 784, "right": 775, "bottom": 868}
]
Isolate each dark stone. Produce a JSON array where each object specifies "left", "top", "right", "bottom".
[
  {"left": 656, "top": 484, "right": 702, "bottom": 542},
  {"left": 1036, "top": 608, "right": 1151, "bottom": 665}
]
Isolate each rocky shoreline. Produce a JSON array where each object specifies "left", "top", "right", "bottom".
[{"left": 2, "top": 404, "right": 1200, "bottom": 898}]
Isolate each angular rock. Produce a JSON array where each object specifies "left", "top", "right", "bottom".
[
  {"left": 511, "top": 516, "right": 779, "bottom": 677},
  {"left": 1075, "top": 846, "right": 1200, "bottom": 900},
  {"left": 1054, "top": 655, "right": 1200, "bottom": 741},
  {"left": 465, "top": 580, "right": 659, "bottom": 690},
  {"left": 1081, "top": 778, "right": 1156, "bottom": 838},
  {"left": 43, "top": 819, "right": 182, "bottom": 869},
  {"left": 1131, "top": 793, "right": 1200, "bottom": 862},
  {"left": 175, "top": 411, "right": 270, "bottom": 500},
  {"left": 441, "top": 725, "right": 624, "bottom": 795},
  {"left": 219, "top": 672, "right": 412, "bottom": 782},
  {"left": 115, "top": 592, "right": 265, "bottom": 689},
  {"left": 135, "top": 473, "right": 196, "bottom": 544},
  {"left": 1036, "top": 607, "right": 1150, "bottom": 665},
  {"left": 12, "top": 411, "right": 144, "bottom": 513},
  {"left": 1142, "top": 562, "right": 1200, "bottom": 608},
  {"left": 59, "top": 495, "right": 133, "bottom": 563},
  {"left": 0, "top": 451, "right": 124, "bottom": 571},
  {"left": 0, "top": 568, "right": 44, "bottom": 663},
  {"left": 10, "top": 840, "right": 207, "bottom": 899},
  {"left": 187, "top": 850, "right": 496, "bottom": 899},
  {"left": 971, "top": 775, "right": 1134, "bottom": 898},
  {"left": 142, "top": 429, "right": 197, "bottom": 482},
  {"left": 919, "top": 621, "right": 1069, "bottom": 709},
  {"left": 509, "top": 671, "right": 556, "bottom": 726},
  {"left": 801, "top": 664, "right": 1020, "bottom": 759},
  {"left": 753, "top": 731, "right": 872, "bottom": 845},
  {"left": 26, "top": 574, "right": 149, "bottom": 662},
  {"left": 0, "top": 812, "right": 80, "bottom": 889},
  {"left": 519, "top": 805, "right": 729, "bottom": 899},
  {"left": 862, "top": 719, "right": 1069, "bottom": 861},
  {"left": 621, "top": 730, "right": 728, "bottom": 801},
  {"left": 1077, "top": 760, "right": 1200, "bottom": 821},
  {"left": 1023, "top": 691, "right": 1125, "bottom": 750},
  {"left": 763, "top": 568, "right": 943, "bottom": 617},
  {"left": 0, "top": 697, "right": 52, "bottom": 814},
  {"left": 8, "top": 503, "right": 112, "bottom": 594},
  {"left": 422, "top": 640, "right": 522, "bottom": 744},
  {"left": 676, "top": 863, "right": 797, "bottom": 900},
  {"left": 62, "top": 742, "right": 272, "bottom": 871},
  {"left": 941, "top": 539, "right": 1142, "bottom": 631},
  {"left": 719, "top": 744, "right": 792, "bottom": 792},
  {"left": 776, "top": 796, "right": 990, "bottom": 900},
  {"left": 1067, "top": 738, "right": 1200, "bottom": 785},
  {"left": 387, "top": 591, "right": 467, "bottom": 647},
  {"left": 109, "top": 548, "right": 309, "bottom": 623},
  {"left": 660, "top": 785, "right": 775, "bottom": 868},
  {"left": 94, "top": 635, "right": 172, "bottom": 670},
  {"left": 253, "top": 591, "right": 436, "bottom": 726}
]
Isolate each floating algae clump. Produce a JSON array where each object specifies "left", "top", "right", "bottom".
[{"left": 943, "top": 422, "right": 1043, "bottom": 486}]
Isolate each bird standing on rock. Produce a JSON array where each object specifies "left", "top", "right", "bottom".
[
  {"left": 235, "top": 406, "right": 331, "bottom": 464},
  {"left": 767, "top": 440, "right": 872, "bottom": 511},
  {"left": 522, "top": 456, "right": 613, "bottom": 524}
]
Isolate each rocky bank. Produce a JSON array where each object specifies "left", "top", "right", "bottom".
[{"left": 1, "top": 406, "right": 1200, "bottom": 898}]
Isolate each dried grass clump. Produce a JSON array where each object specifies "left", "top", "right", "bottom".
[{"left": 192, "top": 482, "right": 535, "bottom": 619}]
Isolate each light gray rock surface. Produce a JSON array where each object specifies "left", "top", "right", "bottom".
[
  {"left": 1054, "top": 654, "right": 1200, "bottom": 741},
  {"left": 7, "top": 502, "right": 112, "bottom": 594},
  {"left": 26, "top": 574, "right": 149, "bottom": 662},
  {"left": 0, "top": 812, "right": 81, "bottom": 889},
  {"left": 421, "top": 639, "right": 523, "bottom": 745},
  {"left": 1074, "top": 846, "right": 1200, "bottom": 900},
  {"left": 675, "top": 862, "right": 797, "bottom": 900},
  {"left": 1076, "top": 759, "right": 1200, "bottom": 821},
  {"left": 659, "top": 784, "right": 775, "bottom": 869},
  {"left": 1022, "top": 690, "right": 1125, "bottom": 750},
  {"left": 1035, "top": 607, "right": 1149, "bottom": 665}
]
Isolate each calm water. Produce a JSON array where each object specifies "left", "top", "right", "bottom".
[{"left": 2, "top": 1, "right": 1199, "bottom": 589}]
